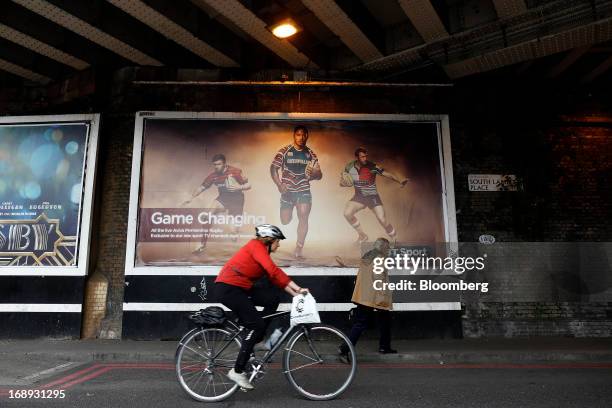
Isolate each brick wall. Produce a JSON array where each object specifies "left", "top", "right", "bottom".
[
  {"left": 91, "top": 114, "right": 134, "bottom": 338},
  {"left": 463, "top": 302, "right": 612, "bottom": 337},
  {"left": 450, "top": 83, "right": 612, "bottom": 337},
  {"left": 2, "top": 71, "right": 610, "bottom": 338}
]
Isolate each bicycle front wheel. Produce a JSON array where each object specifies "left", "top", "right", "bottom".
[
  {"left": 283, "top": 324, "right": 357, "bottom": 400},
  {"left": 175, "top": 327, "right": 241, "bottom": 402}
]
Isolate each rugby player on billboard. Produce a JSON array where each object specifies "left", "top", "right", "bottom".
[
  {"left": 270, "top": 126, "right": 322, "bottom": 259},
  {"left": 182, "top": 154, "right": 251, "bottom": 252},
  {"left": 341, "top": 147, "right": 409, "bottom": 243}
]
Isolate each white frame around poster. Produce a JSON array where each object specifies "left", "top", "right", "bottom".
[
  {"left": 0, "top": 114, "right": 100, "bottom": 276},
  {"left": 126, "top": 112, "right": 458, "bottom": 278}
]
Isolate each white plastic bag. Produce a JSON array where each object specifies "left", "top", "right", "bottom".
[{"left": 289, "top": 293, "right": 321, "bottom": 327}]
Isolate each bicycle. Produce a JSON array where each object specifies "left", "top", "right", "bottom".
[{"left": 175, "top": 307, "right": 357, "bottom": 402}]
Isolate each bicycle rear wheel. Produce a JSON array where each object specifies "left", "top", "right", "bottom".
[
  {"left": 283, "top": 324, "right": 357, "bottom": 400},
  {"left": 175, "top": 327, "right": 241, "bottom": 402}
]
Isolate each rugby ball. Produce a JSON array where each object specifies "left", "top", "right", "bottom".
[
  {"left": 305, "top": 159, "right": 320, "bottom": 178},
  {"left": 339, "top": 171, "right": 354, "bottom": 187},
  {"left": 225, "top": 175, "right": 241, "bottom": 191}
]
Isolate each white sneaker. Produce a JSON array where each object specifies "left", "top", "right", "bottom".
[{"left": 227, "top": 368, "right": 254, "bottom": 390}]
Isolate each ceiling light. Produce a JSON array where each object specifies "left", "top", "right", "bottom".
[{"left": 270, "top": 21, "right": 299, "bottom": 39}]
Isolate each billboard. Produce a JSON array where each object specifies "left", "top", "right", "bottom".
[
  {"left": 126, "top": 112, "right": 457, "bottom": 277},
  {"left": 0, "top": 114, "right": 100, "bottom": 276}
]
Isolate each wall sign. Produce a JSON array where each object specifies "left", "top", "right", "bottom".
[
  {"left": 478, "top": 234, "right": 496, "bottom": 244},
  {"left": 468, "top": 174, "right": 519, "bottom": 191}
]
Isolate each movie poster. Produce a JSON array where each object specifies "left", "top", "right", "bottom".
[
  {"left": 0, "top": 123, "right": 89, "bottom": 267},
  {"left": 135, "top": 117, "right": 449, "bottom": 268}
]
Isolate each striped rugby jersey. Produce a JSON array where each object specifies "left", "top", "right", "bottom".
[
  {"left": 271, "top": 144, "right": 318, "bottom": 193},
  {"left": 344, "top": 160, "right": 384, "bottom": 196},
  {"left": 201, "top": 165, "right": 247, "bottom": 194}
]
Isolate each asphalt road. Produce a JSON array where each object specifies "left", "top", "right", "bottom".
[{"left": 1, "top": 361, "right": 612, "bottom": 408}]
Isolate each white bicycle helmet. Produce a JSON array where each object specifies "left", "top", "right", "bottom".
[{"left": 255, "top": 224, "right": 286, "bottom": 240}]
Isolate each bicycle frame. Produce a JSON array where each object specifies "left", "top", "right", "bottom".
[{"left": 206, "top": 311, "right": 321, "bottom": 372}]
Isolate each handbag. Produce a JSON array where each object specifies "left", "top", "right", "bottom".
[{"left": 289, "top": 293, "right": 321, "bottom": 327}]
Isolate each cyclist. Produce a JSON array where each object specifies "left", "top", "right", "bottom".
[{"left": 214, "top": 224, "right": 309, "bottom": 390}]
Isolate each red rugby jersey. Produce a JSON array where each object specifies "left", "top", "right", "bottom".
[
  {"left": 201, "top": 165, "right": 247, "bottom": 194},
  {"left": 215, "top": 239, "right": 291, "bottom": 289}
]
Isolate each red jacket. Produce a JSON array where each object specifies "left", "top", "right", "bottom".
[{"left": 215, "top": 239, "right": 291, "bottom": 290}]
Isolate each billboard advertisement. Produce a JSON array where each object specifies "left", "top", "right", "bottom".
[
  {"left": 127, "top": 113, "right": 456, "bottom": 275},
  {"left": 0, "top": 115, "right": 99, "bottom": 275}
]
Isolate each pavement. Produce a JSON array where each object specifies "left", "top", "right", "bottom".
[
  {"left": 1, "top": 337, "right": 612, "bottom": 387},
  {"left": 1, "top": 337, "right": 612, "bottom": 407},
  {"left": 1, "top": 337, "right": 612, "bottom": 364}
]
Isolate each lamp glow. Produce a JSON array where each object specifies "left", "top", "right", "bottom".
[{"left": 272, "top": 23, "right": 298, "bottom": 39}]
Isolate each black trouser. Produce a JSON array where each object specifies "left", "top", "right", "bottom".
[
  {"left": 214, "top": 282, "right": 280, "bottom": 372},
  {"left": 340, "top": 304, "right": 392, "bottom": 353}
]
